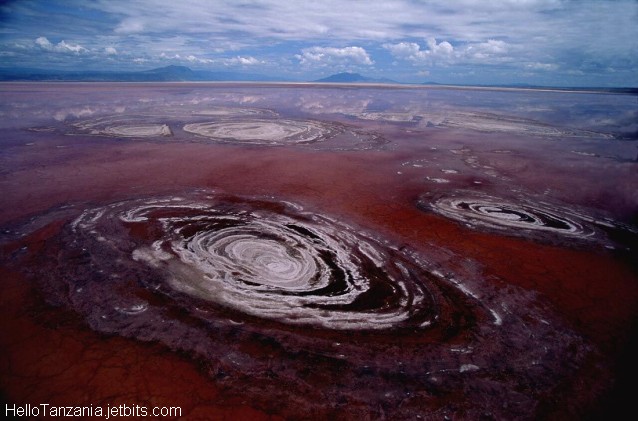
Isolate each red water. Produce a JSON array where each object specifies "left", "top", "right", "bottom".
[{"left": 1, "top": 83, "right": 636, "bottom": 420}]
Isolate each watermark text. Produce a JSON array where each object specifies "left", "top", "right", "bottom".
[{"left": 6, "top": 403, "right": 182, "bottom": 418}]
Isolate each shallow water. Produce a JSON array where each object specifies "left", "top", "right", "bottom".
[{"left": 1, "top": 82, "right": 637, "bottom": 419}]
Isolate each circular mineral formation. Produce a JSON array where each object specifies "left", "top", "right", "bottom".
[
  {"left": 70, "top": 193, "right": 456, "bottom": 330},
  {"left": 14, "top": 191, "right": 592, "bottom": 419},
  {"left": 182, "top": 119, "right": 340, "bottom": 145},
  {"left": 432, "top": 197, "right": 586, "bottom": 233},
  {"left": 416, "top": 192, "right": 638, "bottom": 247},
  {"left": 72, "top": 116, "right": 173, "bottom": 138}
]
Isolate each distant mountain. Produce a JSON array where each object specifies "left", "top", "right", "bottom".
[
  {"left": 142, "top": 65, "right": 197, "bottom": 80},
  {"left": 0, "top": 65, "right": 288, "bottom": 82},
  {"left": 314, "top": 72, "right": 399, "bottom": 84}
]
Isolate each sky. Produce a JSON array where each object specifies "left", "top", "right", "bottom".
[{"left": 0, "top": 0, "right": 637, "bottom": 86}]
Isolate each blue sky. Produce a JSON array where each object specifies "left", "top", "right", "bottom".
[{"left": 0, "top": 0, "right": 636, "bottom": 86}]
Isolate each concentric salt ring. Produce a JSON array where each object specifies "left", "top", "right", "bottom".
[
  {"left": 72, "top": 115, "right": 172, "bottom": 137},
  {"left": 417, "top": 192, "right": 610, "bottom": 244},
  {"left": 182, "top": 119, "right": 340, "bottom": 145},
  {"left": 70, "top": 194, "right": 459, "bottom": 330}
]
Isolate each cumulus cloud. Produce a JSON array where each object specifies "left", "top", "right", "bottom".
[
  {"left": 164, "top": 53, "right": 262, "bottom": 66},
  {"left": 186, "top": 55, "right": 213, "bottom": 64},
  {"left": 35, "top": 37, "right": 52, "bottom": 49},
  {"left": 35, "top": 37, "right": 86, "bottom": 54},
  {"left": 160, "top": 52, "right": 181, "bottom": 60},
  {"left": 384, "top": 42, "right": 421, "bottom": 58},
  {"left": 222, "top": 56, "right": 262, "bottom": 66},
  {"left": 383, "top": 38, "right": 453, "bottom": 64},
  {"left": 427, "top": 38, "right": 455, "bottom": 56},
  {"left": 105, "top": 46, "right": 118, "bottom": 55},
  {"left": 464, "top": 40, "right": 508, "bottom": 60},
  {"left": 296, "top": 46, "right": 373, "bottom": 67},
  {"left": 384, "top": 38, "right": 509, "bottom": 66}
]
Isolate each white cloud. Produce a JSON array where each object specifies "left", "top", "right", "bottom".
[
  {"left": 105, "top": 46, "right": 118, "bottom": 55},
  {"left": 383, "top": 38, "right": 454, "bottom": 65},
  {"left": 160, "top": 52, "right": 181, "bottom": 60},
  {"left": 186, "top": 54, "right": 213, "bottom": 64},
  {"left": 464, "top": 40, "right": 508, "bottom": 60},
  {"left": 164, "top": 53, "right": 262, "bottom": 66},
  {"left": 35, "top": 37, "right": 87, "bottom": 54},
  {"left": 35, "top": 37, "right": 52, "bottom": 49},
  {"left": 384, "top": 38, "right": 510, "bottom": 66},
  {"left": 222, "top": 56, "right": 262, "bottom": 66},
  {"left": 383, "top": 42, "right": 421, "bottom": 58},
  {"left": 296, "top": 46, "right": 373, "bottom": 67},
  {"left": 57, "top": 40, "right": 86, "bottom": 53},
  {"left": 114, "top": 18, "right": 145, "bottom": 34},
  {"left": 426, "top": 38, "right": 454, "bottom": 57}
]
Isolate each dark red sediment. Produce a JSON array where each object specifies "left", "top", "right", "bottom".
[{"left": 1, "top": 83, "right": 636, "bottom": 419}]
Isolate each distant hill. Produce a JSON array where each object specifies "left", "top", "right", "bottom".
[
  {"left": 314, "top": 72, "right": 399, "bottom": 84},
  {"left": 142, "top": 65, "right": 197, "bottom": 80},
  {"left": 0, "top": 65, "right": 288, "bottom": 82}
]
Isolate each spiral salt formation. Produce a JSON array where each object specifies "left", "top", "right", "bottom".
[
  {"left": 16, "top": 192, "right": 590, "bottom": 419},
  {"left": 73, "top": 116, "right": 172, "bottom": 137},
  {"left": 418, "top": 192, "right": 602, "bottom": 243},
  {"left": 183, "top": 119, "right": 339, "bottom": 145},
  {"left": 73, "top": 194, "right": 442, "bottom": 329}
]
